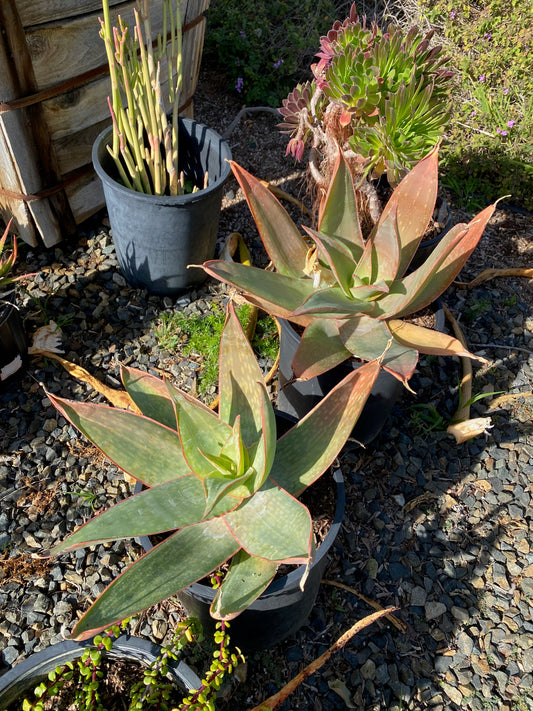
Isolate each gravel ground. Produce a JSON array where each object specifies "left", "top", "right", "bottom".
[{"left": 1, "top": 67, "right": 533, "bottom": 710}]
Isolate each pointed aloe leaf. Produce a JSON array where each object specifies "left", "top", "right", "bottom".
[
  {"left": 292, "top": 318, "right": 351, "bottom": 380},
  {"left": 270, "top": 361, "right": 380, "bottom": 496},
  {"left": 317, "top": 148, "right": 364, "bottom": 261},
  {"left": 203, "top": 261, "right": 316, "bottom": 321},
  {"left": 201, "top": 463, "right": 253, "bottom": 513},
  {"left": 389, "top": 319, "right": 488, "bottom": 362},
  {"left": 47, "top": 394, "right": 189, "bottom": 486},
  {"left": 303, "top": 226, "right": 358, "bottom": 297},
  {"left": 380, "top": 341, "right": 419, "bottom": 383},
  {"left": 219, "top": 303, "right": 275, "bottom": 450},
  {"left": 245, "top": 385, "right": 277, "bottom": 492},
  {"left": 230, "top": 161, "right": 309, "bottom": 276},
  {"left": 165, "top": 384, "right": 232, "bottom": 478},
  {"left": 48, "top": 477, "right": 209, "bottom": 555},
  {"left": 121, "top": 366, "right": 176, "bottom": 429},
  {"left": 223, "top": 481, "right": 313, "bottom": 563},
  {"left": 374, "top": 204, "right": 495, "bottom": 318},
  {"left": 291, "top": 286, "right": 376, "bottom": 319},
  {"left": 381, "top": 147, "right": 439, "bottom": 276},
  {"left": 210, "top": 551, "right": 277, "bottom": 621},
  {"left": 72, "top": 518, "right": 240, "bottom": 640},
  {"left": 368, "top": 208, "right": 401, "bottom": 284}
]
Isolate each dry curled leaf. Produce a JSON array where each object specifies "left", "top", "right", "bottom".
[
  {"left": 447, "top": 417, "right": 493, "bottom": 443},
  {"left": 328, "top": 679, "right": 356, "bottom": 708}
]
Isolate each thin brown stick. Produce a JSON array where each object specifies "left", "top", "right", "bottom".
[
  {"left": 443, "top": 304, "right": 472, "bottom": 424},
  {"left": 248, "top": 607, "right": 398, "bottom": 711},
  {"left": 455, "top": 267, "right": 533, "bottom": 289},
  {"left": 322, "top": 579, "right": 406, "bottom": 632}
]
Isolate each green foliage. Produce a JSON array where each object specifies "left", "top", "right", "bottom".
[
  {"left": 154, "top": 303, "right": 278, "bottom": 395},
  {"left": 21, "top": 617, "right": 241, "bottom": 711},
  {"left": 204, "top": 0, "right": 347, "bottom": 105},
  {"left": 418, "top": 0, "right": 533, "bottom": 210},
  {"left": 0, "top": 221, "right": 34, "bottom": 295}
]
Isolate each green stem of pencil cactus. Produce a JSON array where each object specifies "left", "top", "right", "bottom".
[{"left": 99, "top": 0, "right": 186, "bottom": 195}]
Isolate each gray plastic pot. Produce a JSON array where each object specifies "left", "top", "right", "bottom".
[
  {"left": 0, "top": 298, "right": 27, "bottom": 387},
  {"left": 0, "top": 635, "right": 203, "bottom": 710},
  {"left": 137, "top": 462, "right": 345, "bottom": 653},
  {"left": 92, "top": 118, "right": 231, "bottom": 295}
]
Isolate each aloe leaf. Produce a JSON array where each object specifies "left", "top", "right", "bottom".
[
  {"left": 381, "top": 147, "right": 439, "bottom": 276},
  {"left": 292, "top": 318, "right": 352, "bottom": 380},
  {"left": 230, "top": 161, "right": 309, "bottom": 276},
  {"left": 72, "top": 518, "right": 240, "bottom": 640},
  {"left": 303, "top": 226, "right": 358, "bottom": 297},
  {"left": 219, "top": 303, "right": 275, "bottom": 449},
  {"left": 375, "top": 204, "right": 495, "bottom": 318},
  {"left": 271, "top": 361, "right": 380, "bottom": 495},
  {"left": 291, "top": 287, "right": 377, "bottom": 319},
  {"left": 368, "top": 208, "right": 401, "bottom": 284},
  {"left": 165, "top": 385, "right": 232, "bottom": 478},
  {"left": 48, "top": 477, "right": 209, "bottom": 555},
  {"left": 245, "top": 385, "right": 277, "bottom": 492},
  {"left": 210, "top": 551, "right": 277, "bottom": 620},
  {"left": 223, "top": 480, "right": 313, "bottom": 563},
  {"left": 338, "top": 315, "right": 395, "bottom": 362},
  {"left": 389, "top": 319, "right": 487, "bottom": 362},
  {"left": 121, "top": 366, "right": 176, "bottom": 429},
  {"left": 317, "top": 149, "right": 364, "bottom": 261},
  {"left": 47, "top": 394, "right": 189, "bottom": 486},
  {"left": 203, "top": 260, "right": 316, "bottom": 320}
]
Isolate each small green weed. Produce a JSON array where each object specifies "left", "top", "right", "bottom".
[
  {"left": 462, "top": 297, "right": 491, "bottom": 324},
  {"left": 409, "top": 403, "right": 448, "bottom": 434},
  {"left": 68, "top": 488, "right": 101, "bottom": 513},
  {"left": 154, "top": 303, "right": 278, "bottom": 396}
]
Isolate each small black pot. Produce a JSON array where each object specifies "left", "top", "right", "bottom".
[
  {"left": 0, "top": 635, "right": 203, "bottom": 710},
  {"left": 92, "top": 118, "right": 232, "bottom": 295},
  {"left": 277, "top": 302, "right": 446, "bottom": 446},
  {"left": 137, "top": 468, "right": 345, "bottom": 652},
  {"left": 0, "top": 298, "right": 28, "bottom": 386}
]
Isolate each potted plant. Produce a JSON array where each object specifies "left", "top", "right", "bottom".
[
  {"left": 92, "top": 0, "right": 231, "bottom": 295},
  {"left": 278, "top": 4, "right": 453, "bottom": 230},
  {"left": 43, "top": 304, "right": 379, "bottom": 649},
  {"left": 0, "top": 617, "right": 234, "bottom": 710},
  {"left": 203, "top": 148, "right": 496, "bottom": 440},
  {"left": 0, "top": 220, "right": 35, "bottom": 386}
]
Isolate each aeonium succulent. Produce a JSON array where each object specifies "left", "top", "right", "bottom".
[
  {"left": 45, "top": 304, "right": 379, "bottom": 640},
  {"left": 203, "top": 148, "right": 496, "bottom": 386}
]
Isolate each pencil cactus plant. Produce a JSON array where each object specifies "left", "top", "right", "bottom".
[
  {"left": 278, "top": 3, "right": 453, "bottom": 221},
  {"left": 45, "top": 305, "right": 379, "bottom": 640},
  {"left": 99, "top": 0, "right": 193, "bottom": 195},
  {"left": 203, "top": 148, "right": 495, "bottom": 386}
]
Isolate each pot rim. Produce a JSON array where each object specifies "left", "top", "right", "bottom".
[{"left": 92, "top": 118, "right": 232, "bottom": 207}]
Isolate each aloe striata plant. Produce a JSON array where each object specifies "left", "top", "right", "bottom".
[
  {"left": 45, "top": 305, "right": 379, "bottom": 640},
  {"left": 203, "top": 148, "right": 496, "bottom": 386}
]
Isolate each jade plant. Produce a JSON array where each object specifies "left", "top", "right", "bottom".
[
  {"left": 278, "top": 3, "right": 453, "bottom": 221},
  {"left": 99, "top": 0, "right": 194, "bottom": 195},
  {"left": 45, "top": 304, "right": 379, "bottom": 639},
  {"left": 203, "top": 148, "right": 496, "bottom": 387}
]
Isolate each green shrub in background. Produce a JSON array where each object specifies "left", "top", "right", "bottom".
[
  {"left": 204, "top": 0, "right": 352, "bottom": 106},
  {"left": 418, "top": 0, "right": 533, "bottom": 210}
]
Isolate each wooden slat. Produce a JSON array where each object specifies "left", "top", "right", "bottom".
[{"left": 17, "top": 1, "right": 124, "bottom": 28}]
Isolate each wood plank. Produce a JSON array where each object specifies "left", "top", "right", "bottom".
[
  {"left": 26, "top": 0, "right": 208, "bottom": 91},
  {"left": 66, "top": 173, "right": 105, "bottom": 225},
  {"left": 16, "top": 0, "right": 124, "bottom": 28}
]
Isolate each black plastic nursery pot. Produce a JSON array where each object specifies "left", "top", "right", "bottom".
[
  {"left": 277, "top": 302, "right": 445, "bottom": 446},
  {"left": 92, "top": 118, "right": 232, "bottom": 296},
  {"left": 0, "top": 635, "right": 203, "bottom": 710},
  {"left": 137, "top": 467, "right": 346, "bottom": 653},
  {"left": 0, "top": 299, "right": 28, "bottom": 387}
]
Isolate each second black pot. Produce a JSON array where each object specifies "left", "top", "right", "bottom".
[
  {"left": 0, "top": 299, "right": 28, "bottom": 387},
  {"left": 92, "top": 118, "right": 232, "bottom": 295},
  {"left": 137, "top": 468, "right": 345, "bottom": 652}
]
